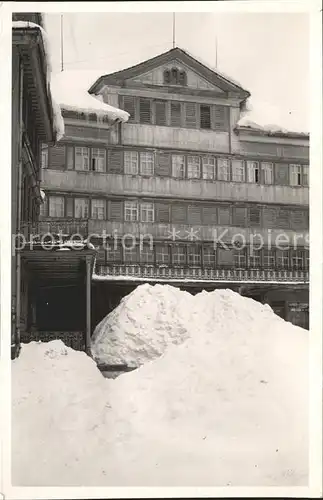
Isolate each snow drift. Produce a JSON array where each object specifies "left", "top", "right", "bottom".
[{"left": 12, "top": 286, "right": 308, "bottom": 487}]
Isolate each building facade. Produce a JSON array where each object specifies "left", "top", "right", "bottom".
[{"left": 40, "top": 48, "right": 309, "bottom": 333}]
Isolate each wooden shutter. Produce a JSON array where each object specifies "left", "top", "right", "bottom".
[
  {"left": 275, "top": 163, "right": 289, "bottom": 185},
  {"left": 290, "top": 210, "right": 308, "bottom": 230},
  {"left": 172, "top": 203, "right": 187, "bottom": 224},
  {"left": 276, "top": 208, "right": 290, "bottom": 229},
  {"left": 188, "top": 205, "right": 202, "bottom": 225},
  {"left": 217, "top": 248, "right": 234, "bottom": 266},
  {"left": 122, "top": 96, "right": 136, "bottom": 121},
  {"left": 108, "top": 200, "right": 123, "bottom": 221},
  {"left": 184, "top": 102, "right": 197, "bottom": 128},
  {"left": 200, "top": 105, "right": 211, "bottom": 129},
  {"left": 202, "top": 205, "right": 217, "bottom": 225},
  {"left": 217, "top": 206, "right": 230, "bottom": 225},
  {"left": 65, "top": 197, "right": 74, "bottom": 218},
  {"left": 66, "top": 146, "right": 74, "bottom": 170},
  {"left": 155, "top": 100, "right": 167, "bottom": 126},
  {"left": 248, "top": 206, "right": 261, "bottom": 226},
  {"left": 156, "top": 152, "right": 171, "bottom": 176},
  {"left": 155, "top": 202, "right": 170, "bottom": 223},
  {"left": 214, "top": 105, "right": 228, "bottom": 131},
  {"left": 232, "top": 206, "right": 246, "bottom": 227},
  {"left": 263, "top": 207, "right": 277, "bottom": 228},
  {"left": 170, "top": 102, "right": 181, "bottom": 127},
  {"left": 107, "top": 150, "right": 123, "bottom": 174},
  {"left": 139, "top": 98, "right": 151, "bottom": 124},
  {"left": 50, "top": 145, "right": 66, "bottom": 170}
]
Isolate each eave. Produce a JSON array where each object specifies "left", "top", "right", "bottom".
[{"left": 234, "top": 125, "right": 309, "bottom": 141}]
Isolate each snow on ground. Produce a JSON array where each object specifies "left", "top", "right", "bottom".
[{"left": 12, "top": 285, "right": 308, "bottom": 487}]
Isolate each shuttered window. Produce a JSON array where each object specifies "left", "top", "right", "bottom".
[
  {"left": 156, "top": 152, "right": 171, "bottom": 177},
  {"left": 50, "top": 145, "right": 66, "bottom": 170},
  {"left": 170, "top": 102, "right": 181, "bottom": 127},
  {"left": 139, "top": 98, "right": 151, "bottom": 124},
  {"left": 172, "top": 204, "right": 187, "bottom": 224},
  {"left": 140, "top": 152, "right": 154, "bottom": 176},
  {"left": 275, "top": 163, "right": 289, "bottom": 185},
  {"left": 214, "top": 105, "right": 228, "bottom": 131},
  {"left": 200, "top": 105, "right": 211, "bottom": 129},
  {"left": 276, "top": 208, "right": 290, "bottom": 229},
  {"left": 218, "top": 206, "right": 230, "bottom": 225},
  {"left": 202, "top": 156, "right": 216, "bottom": 180},
  {"left": 65, "top": 197, "right": 74, "bottom": 218},
  {"left": 187, "top": 205, "right": 202, "bottom": 225},
  {"left": 187, "top": 156, "right": 201, "bottom": 179},
  {"left": 108, "top": 150, "right": 123, "bottom": 174},
  {"left": 290, "top": 210, "right": 308, "bottom": 230},
  {"left": 108, "top": 200, "right": 123, "bottom": 221},
  {"left": 155, "top": 100, "right": 167, "bottom": 126},
  {"left": 184, "top": 102, "right": 197, "bottom": 128},
  {"left": 75, "top": 147, "right": 89, "bottom": 171},
  {"left": 122, "top": 96, "right": 136, "bottom": 122},
  {"left": 262, "top": 207, "right": 277, "bottom": 228},
  {"left": 155, "top": 202, "right": 170, "bottom": 223},
  {"left": 248, "top": 206, "right": 261, "bottom": 226},
  {"left": 124, "top": 151, "right": 138, "bottom": 175},
  {"left": 202, "top": 205, "right": 217, "bottom": 225},
  {"left": 232, "top": 206, "right": 246, "bottom": 227}
]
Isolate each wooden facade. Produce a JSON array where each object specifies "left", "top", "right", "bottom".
[{"left": 40, "top": 47, "right": 309, "bottom": 329}]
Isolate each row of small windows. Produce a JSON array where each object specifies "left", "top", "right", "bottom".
[
  {"left": 100, "top": 243, "right": 309, "bottom": 271},
  {"left": 41, "top": 195, "right": 309, "bottom": 230},
  {"left": 163, "top": 68, "right": 187, "bottom": 86},
  {"left": 42, "top": 146, "right": 309, "bottom": 187}
]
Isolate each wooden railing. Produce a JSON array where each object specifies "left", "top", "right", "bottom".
[
  {"left": 94, "top": 264, "right": 309, "bottom": 283},
  {"left": 20, "top": 219, "right": 89, "bottom": 240}
]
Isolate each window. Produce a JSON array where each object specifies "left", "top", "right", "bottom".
[
  {"left": 139, "top": 98, "right": 151, "bottom": 124},
  {"left": 248, "top": 206, "right": 261, "bottom": 226},
  {"left": 170, "top": 102, "right": 181, "bottom": 127},
  {"left": 124, "top": 151, "right": 139, "bottom": 175},
  {"left": 140, "top": 202, "right": 154, "bottom": 223},
  {"left": 155, "top": 100, "right": 167, "bottom": 126},
  {"left": 74, "top": 198, "right": 89, "bottom": 219},
  {"left": 124, "top": 201, "right": 138, "bottom": 222},
  {"left": 41, "top": 146, "right": 48, "bottom": 169},
  {"left": 122, "top": 96, "right": 136, "bottom": 122},
  {"left": 140, "top": 246, "right": 154, "bottom": 264},
  {"left": 277, "top": 249, "right": 289, "bottom": 269},
  {"left": 124, "top": 245, "right": 138, "bottom": 263},
  {"left": 164, "top": 67, "right": 187, "bottom": 85},
  {"left": 291, "top": 250, "right": 304, "bottom": 269},
  {"left": 91, "top": 148, "right": 106, "bottom": 172},
  {"left": 263, "top": 249, "right": 275, "bottom": 267},
  {"left": 218, "top": 158, "right": 230, "bottom": 181},
  {"left": 187, "top": 156, "right": 201, "bottom": 179},
  {"left": 248, "top": 248, "right": 261, "bottom": 268},
  {"left": 262, "top": 162, "right": 273, "bottom": 184},
  {"left": 232, "top": 159, "right": 245, "bottom": 182},
  {"left": 140, "top": 152, "right": 154, "bottom": 176},
  {"left": 106, "top": 244, "right": 122, "bottom": 262},
  {"left": 91, "top": 199, "right": 105, "bottom": 220},
  {"left": 234, "top": 249, "right": 247, "bottom": 268},
  {"left": 202, "top": 156, "right": 216, "bottom": 180},
  {"left": 172, "top": 246, "right": 186, "bottom": 265},
  {"left": 303, "top": 165, "right": 309, "bottom": 186},
  {"left": 200, "top": 105, "right": 211, "bottom": 129},
  {"left": 164, "top": 70, "right": 171, "bottom": 84},
  {"left": 305, "top": 249, "right": 309, "bottom": 269},
  {"left": 172, "top": 155, "right": 185, "bottom": 178},
  {"left": 49, "top": 196, "right": 64, "bottom": 218},
  {"left": 202, "top": 247, "right": 215, "bottom": 267},
  {"left": 290, "top": 164, "right": 302, "bottom": 186},
  {"left": 247, "top": 161, "right": 259, "bottom": 183},
  {"left": 156, "top": 245, "right": 170, "bottom": 264},
  {"left": 188, "top": 245, "right": 201, "bottom": 266},
  {"left": 75, "top": 147, "right": 89, "bottom": 171},
  {"left": 178, "top": 71, "right": 187, "bottom": 86}
]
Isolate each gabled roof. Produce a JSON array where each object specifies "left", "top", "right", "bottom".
[{"left": 88, "top": 46, "right": 250, "bottom": 101}]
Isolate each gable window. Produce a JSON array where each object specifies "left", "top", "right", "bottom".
[
  {"left": 140, "top": 152, "right": 154, "bottom": 176},
  {"left": 140, "top": 202, "right": 154, "bottom": 223},
  {"left": 75, "top": 147, "right": 89, "bottom": 171},
  {"left": 202, "top": 156, "right": 216, "bottom": 180},
  {"left": 187, "top": 156, "right": 201, "bottom": 179},
  {"left": 91, "top": 199, "right": 105, "bottom": 220},
  {"left": 49, "top": 196, "right": 64, "bottom": 218},
  {"left": 290, "top": 164, "right": 302, "bottom": 186},
  {"left": 75, "top": 198, "right": 89, "bottom": 219},
  {"left": 200, "top": 105, "right": 211, "bottom": 129},
  {"left": 247, "top": 161, "right": 260, "bottom": 183},
  {"left": 172, "top": 245, "right": 186, "bottom": 265},
  {"left": 124, "top": 151, "right": 139, "bottom": 175},
  {"left": 164, "top": 67, "right": 187, "bottom": 86},
  {"left": 156, "top": 244, "right": 170, "bottom": 264},
  {"left": 262, "top": 162, "right": 273, "bottom": 184},
  {"left": 164, "top": 70, "right": 171, "bottom": 84},
  {"left": 218, "top": 158, "right": 230, "bottom": 181},
  {"left": 139, "top": 98, "right": 151, "bottom": 124},
  {"left": 232, "top": 159, "right": 245, "bottom": 182},
  {"left": 179, "top": 71, "right": 187, "bottom": 86},
  {"left": 124, "top": 201, "right": 138, "bottom": 222},
  {"left": 91, "top": 148, "right": 106, "bottom": 172},
  {"left": 172, "top": 155, "right": 185, "bottom": 179},
  {"left": 41, "top": 146, "right": 48, "bottom": 169},
  {"left": 303, "top": 165, "right": 309, "bottom": 186}
]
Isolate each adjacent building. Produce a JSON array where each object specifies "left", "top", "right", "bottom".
[{"left": 40, "top": 47, "right": 309, "bottom": 339}]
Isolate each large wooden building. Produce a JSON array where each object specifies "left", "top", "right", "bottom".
[{"left": 40, "top": 47, "right": 309, "bottom": 337}]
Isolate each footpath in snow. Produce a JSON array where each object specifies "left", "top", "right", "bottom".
[{"left": 12, "top": 285, "right": 308, "bottom": 487}]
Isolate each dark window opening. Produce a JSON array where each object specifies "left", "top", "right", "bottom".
[{"left": 200, "top": 105, "right": 211, "bottom": 129}]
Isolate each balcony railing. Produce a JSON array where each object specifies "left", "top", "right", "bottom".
[{"left": 94, "top": 264, "right": 309, "bottom": 284}]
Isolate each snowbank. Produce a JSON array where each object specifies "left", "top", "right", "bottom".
[
  {"left": 50, "top": 70, "right": 129, "bottom": 123},
  {"left": 12, "top": 287, "right": 308, "bottom": 486}
]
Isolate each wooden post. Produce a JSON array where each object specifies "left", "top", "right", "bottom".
[{"left": 85, "top": 256, "right": 92, "bottom": 354}]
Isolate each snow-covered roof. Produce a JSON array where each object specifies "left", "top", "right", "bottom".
[
  {"left": 50, "top": 70, "right": 129, "bottom": 123},
  {"left": 236, "top": 97, "right": 309, "bottom": 137},
  {"left": 13, "top": 21, "right": 65, "bottom": 142}
]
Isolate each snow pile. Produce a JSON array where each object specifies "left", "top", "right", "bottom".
[
  {"left": 237, "top": 96, "right": 309, "bottom": 135},
  {"left": 50, "top": 70, "right": 129, "bottom": 123},
  {"left": 91, "top": 283, "right": 194, "bottom": 366},
  {"left": 12, "top": 21, "right": 65, "bottom": 142},
  {"left": 12, "top": 287, "right": 308, "bottom": 486}
]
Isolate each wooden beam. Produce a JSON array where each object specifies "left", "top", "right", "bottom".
[{"left": 85, "top": 256, "right": 92, "bottom": 354}]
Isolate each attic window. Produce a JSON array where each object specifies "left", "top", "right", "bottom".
[{"left": 164, "top": 67, "right": 187, "bottom": 86}]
